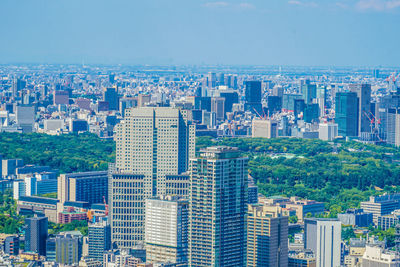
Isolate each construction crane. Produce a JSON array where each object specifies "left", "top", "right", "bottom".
[{"left": 364, "top": 111, "right": 383, "bottom": 142}]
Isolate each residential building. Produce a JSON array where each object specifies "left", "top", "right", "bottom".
[
  {"left": 247, "top": 204, "right": 288, "bottom": 267},
  {"left": 189, "top": 146, "right": 248, "bottom": 267}
]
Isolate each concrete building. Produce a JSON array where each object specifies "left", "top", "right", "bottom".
[
  {"left": 189, "top": 147, "right": 248, "bottom": 267},
  {"left": 17, "top": 196, "right": 59, "bottom": 223},
  {"left": 88, "top": 220, "right": 111, "bottom": 263},
  {"left": 360, "top": 194, "right": 400, "bottom": 224},
  {"left": 377, "top": 210, "right": 400, "bottom": 231},
  {"left": 252, "top": 118, "right": 278, "bottom": 138},
  {"left": 304, "top": 218, "right": 341, "bottom": 267},
  {"left": 337, "top": 209, "right": 373, "bottom": 227},
  {"left": 55, "top": 231, "right": 83, "bottom": 266},
  {"left": 25, "top": 216, "right": 48, "bottom": 256},
  {"left": 362, "top": 245, "right": 400, "bottom": 266},
  {"left": 319, "top": 123, "right": 338, "bottom": 141},
  {"left": 44, "top": 119, "right": 64, "bottom": 132},
  {"left": 145, "top": 196, "right": 188, "bottom": 265},
  {"left": 58, "top": 171, "right": 108, "bottom": 205},
  {"left": 211, "top": 97, "right": 225, "bottom": 120},
  {"left": 2, "top": 158, "right": 23, "bottom": 177},
  {"left": 349, "top": 83, "right": 372, "bottom": 135},
  {"left": 112, "top": 107, "right": 195, "bottom": 248},
  {"left": 289, "top": 249, "right": 316, "bottom": 267},
  {"left": 247, "top": 204, "right": 288, "bottom": 267},
  {"left": 16, "top": 104, "right": 35, "bottom": 133}
]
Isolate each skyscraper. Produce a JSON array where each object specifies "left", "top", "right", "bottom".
[
  {"left": 302, "top": 84, "right": 317, "bottom": 105},
  {"left": 349, "top": 84, "right": 372, "bottom": 135},
  {"left": 247, "top": 204, "right": 288, "bottom": 267},
  {"left": 145, "top": 196, "right": 188, "bottom": 265},
  {"left": 189, "top": 146, "right": 248, "bottom": 267},
  {"left": 211, "top": 97, "right": 225, "bottom": 120},
  {"left": 304, "top": 218, "right": 341, "bottom": 267},
  {"left": 103, "top": 87, "right": 119, "bottom": 111},
  {"left": 55, "top": 231, "right": 83, "bottom": 266},
  {"left": 111, "top": 107, "right": 195, "bottom": 248},
  {"left": 25, "top": 216, "right": 48, "bottom": 256},
  {"left": 335, "top": 92, "right": 358, "bottom": 137},
  {"left": 244, "top": 81, "right": 262, "bottom": 114}
]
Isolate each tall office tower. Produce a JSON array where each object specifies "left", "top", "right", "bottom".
[
  {"left": 247, "top": 204, "right": 288, "bottom": 267},
  {"left": 304, "top": 218, "right": 341, "bottom": 267},
  {"left": 104, "top": 87, "right": 119, "bottom": 111},
  {"left": 387, "top": 108, "right": 400, "bottom": 146},
  {"left": 25, "top": 216, "right": 48, "bottom": 256},
  {"left": 217, "top": 73, "right": 225, "bottom": 86},
  {"left": 207, "top": 72, "right": 217, "bottom": 88},
  {"left": 302, "top": 84, "right": 317, "bottom": 105},
  {"left": 55, "top": 231, "right": 83, "bottom": 266},
  {"left": 335, "top": 92, "right": 358, "bottom": 137},
  {"left": 112, "top": 107, "right": 195, "bottom": 248},
  {"left": 145, "top": 196, "right": 189, "bottom": 265},
  {"left": 58, "top": 171, "right": 108, "bottom": 205},
  {"left": 88, "top": 220, "right": 111, "bottom": 263},
  {"left": 219, "top": 91, "right": 239, "bottom": 113},
  {"left": 244, "top": 81, "right": 262, "bottom": 114},
  {"left": 16, "top": 104, "right": 35, "bottom": 133},
  {"left": 272, "top": 85, "right": 284, "bottom": 97},
  {"left": 317, "top": 86, "right": 327, "bottom": 116},
  {"left": 165, "top": 174, "right": 190, "bottom": 198},
  {"left": 211, "top": 97, "right": 225, "bottom": 120},
  {"left": 349, "top": 84, "right": 372, "bottom": 135},
  {"left": 303, "top": 104, "right": 319, "bottom": 123},
  {"left": 319, "top": 123, "right": 338, "bottom": 141},
  {"left": 189, "top": 147, "right": 248, "bottom": 267}
]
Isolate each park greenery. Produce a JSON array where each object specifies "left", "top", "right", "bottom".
[
  {"left": 2, "top": 132, "right": 400, "bottom": 235},
  {"left": 0, "top": 132, "right": 114, "bottom": 173},
  {"left": 0, "top": 190, "right": 24, "bottom": 234}
]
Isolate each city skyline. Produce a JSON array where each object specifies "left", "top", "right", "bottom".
[{"left": 0, "top": 0, "right": 399, "bottom": 66}]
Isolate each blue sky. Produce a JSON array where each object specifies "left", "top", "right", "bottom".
[{"left": 0, "top": 0, "right": 399, "bottom": 66}]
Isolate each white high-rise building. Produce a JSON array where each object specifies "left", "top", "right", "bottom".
[
  {"left": 111, "top": 107, "right": 195, "bottom": 249},
  {"left": 145, "top": 196, "right": 188, "bottom": 264},
  {"left": 305, "top": 218, "right": 341, "bottom": 267}
]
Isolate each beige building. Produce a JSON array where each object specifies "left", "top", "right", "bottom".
[
  {"left": 112, "top": 107, "right": 195, "bottom": 249},
  {"left": 247, "top": 204, "right": 288, "bottom": 267},
  {"left": 252, "top": 118, "right": 278, "bottom": 138}
]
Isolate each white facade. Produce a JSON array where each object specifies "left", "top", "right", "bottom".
[
  {"left": 252, "top": 119, "right": 277, "bottom": 138},
  {"left": 305, "top": 218, "right": 341, "bottom": 267},
  {"left": 362, "top": 245, "right": 400, "bottom": 266},
  {"left": 319, "top": 123, "right": 338, "bottom": 141}
]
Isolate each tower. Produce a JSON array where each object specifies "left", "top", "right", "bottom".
[{"left": 189, "top": 146, "right": 248, "bottom": 267}]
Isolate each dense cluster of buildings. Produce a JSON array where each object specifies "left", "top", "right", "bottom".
[{"left": 1, "top": 65, "right": 400, "bottom": 266}]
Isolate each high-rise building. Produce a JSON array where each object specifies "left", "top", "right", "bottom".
[
  {"left": 88, "top": 220, "right": 111, "bottom": 263},
  {"left": 211, "top": 97, "right": 225, "bottom": 120},
  {"left": 349, "top": 84, "right": 372, "bottom": 135},
  {"left": 304, "top": 218, "right": 341, "bottom": 267},
  {"left": 302, "top": 84, "right": 317, "bottom": 105},
  {"left": 207, "top": 72, "right": 217, "bottom": 88},
  {"left": 55, "top": 231, "right": 83, "bottom": 266},
  {"left": 112, "top": 107, "right": 195, "bottom": 248},
  {"left": 53, "top": 90, "right": 69, "bottom": 105},
  {"left": 104, "top": 87, "right": 119, "bottom": 111},
  {"left": 58, "top": 171, "right": 108, "bottom": 205},
  {"left": 335, "top": 92, "right": 358, "bottom": 137},
  {"left": 25, "top": 216, "right": 48, "bottom": 256},
  {"left": 247, "top": 204, "right": 288, "bottom": 267},
  {"left": 4, "top": 236, "right": 19, "bottom": 256},
  {"left": 189, "top": 146, "right": 248, "bottom": 267},
  {"left": 245, "top": 81, "right": 262, "bottom": 114},
  {"left": 387, "top": 108, "right": 400, "bottom": 146},
  {"left": 16, "top": 104, "right": 35, "bottom": 133},
  {"left": 219, "top": 91, "right": 239, "bottom": 113},
  {"left": 145, "top": 196, "right": 188, "bottom": 265}
]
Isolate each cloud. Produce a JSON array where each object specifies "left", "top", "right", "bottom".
[
  {"left": 356, "top": 0, "right": 400, "bottom": 11},
  {"left": 288, "top": 0, "right": 318, "bottom": 7},
  {"left": 203, "top": 1, "right": 230, "bottom": 8},
  {"left": 237, "top": 3, "right": 255, "bottom": 9},
  {"left": 203, "top": 1, "right": 256, "bottom": 10}
]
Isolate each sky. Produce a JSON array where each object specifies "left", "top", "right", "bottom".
[{"left": 0, "top": 0, "right": 399, "bottom": 66}]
